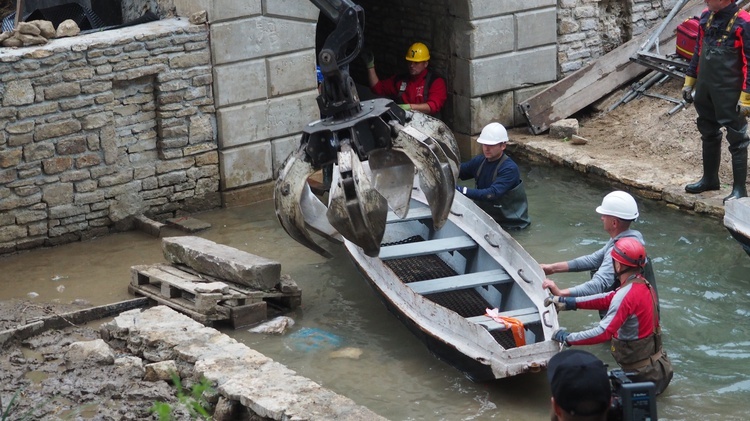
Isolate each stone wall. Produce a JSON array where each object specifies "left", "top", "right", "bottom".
[
  {"left": 174, "top": 0, "right": 320, "bottom": 206},
  {"left": 0, "top": 19, "right": 220, "bottom": 256},
  {"left": 557, "top": 0, "right": 677, "bottom": 76}
]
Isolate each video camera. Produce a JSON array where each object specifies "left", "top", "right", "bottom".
[{"left": 607, "top": 369, "right": 658, "bottom": 421}]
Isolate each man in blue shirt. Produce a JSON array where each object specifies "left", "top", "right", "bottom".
[{"left": 456, "top": 122, "right": 530, "bottom": 230}]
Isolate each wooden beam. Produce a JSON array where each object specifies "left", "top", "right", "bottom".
[{"left": 518, "top": 0, "right": 705, "bottom": 134}]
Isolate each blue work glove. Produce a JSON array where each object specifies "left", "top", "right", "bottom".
[
  {"left": 360, "top": 48, "right": 375, "bottom": 69},
  {"left": 456, "top": 185, "right": 468, "bottom": 195},
  {"left": 398, "top": 103, "right": 411, "bottom": 111},
  {"left": 544, "top": 295, "right": 576, "bottom": 311},
  {"left": 552, "top": 329, "right": 570, "bottom": 345}
]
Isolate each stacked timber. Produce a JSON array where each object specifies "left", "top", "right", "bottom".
[{"left": 129, "top": 236, "right": 301, "bottom": 329}]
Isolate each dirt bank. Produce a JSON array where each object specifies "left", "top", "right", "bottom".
[{"left": 510, "top": 75, "right": 743, "bottom": 217}]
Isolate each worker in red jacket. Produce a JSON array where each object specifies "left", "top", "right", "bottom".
[
  {"left": 682, "top": 0, "right": 750, "bottom": 202},
  {"left": 361, "top": 42, "right": 447, "bottom": 117},
  {"left": 548, "top": 237, "right": 673, "bottom": 395}
]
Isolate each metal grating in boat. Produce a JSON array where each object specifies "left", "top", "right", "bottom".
[{"left": 382, "top": 235, "right": 519, "bottom": 349}]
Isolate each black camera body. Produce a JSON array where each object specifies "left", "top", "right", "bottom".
[{"left": 607, "top": 369, "right": 657, "bottom": 421}]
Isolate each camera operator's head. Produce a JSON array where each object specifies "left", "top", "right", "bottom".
[{"left": 547, "top": 349, "right": 611, "bottom": 421}]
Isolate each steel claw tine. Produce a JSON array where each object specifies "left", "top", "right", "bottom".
[
  {"left": 407, "top": 112, "right": 461, "bottom": 175},
  {"left": 327, "top": 142, "right": 388, "bottom": 257},
  {"left": 392, "top": 124, "right": 456, "bottom": 230},
  {"left": 368, "top": 148, "right": 415, "bottom": 219},
  {"left": 274, "top": 147, "right": 338, "bottom": 258}
]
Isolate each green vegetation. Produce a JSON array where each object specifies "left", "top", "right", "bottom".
[{"left": 151, "top": 373, "right": 214, "bottom": 420}]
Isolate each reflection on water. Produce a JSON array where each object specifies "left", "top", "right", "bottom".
[{"left": 1, "top": 164, "right": 749, "bottom": 420}]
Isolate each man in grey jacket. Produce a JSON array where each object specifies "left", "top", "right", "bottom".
[{"left": 541, "top": 191, "right": 658, "bottom": 313}]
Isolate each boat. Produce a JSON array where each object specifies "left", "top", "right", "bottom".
[
  {"left": 723, "top": 197, "right": 750, "bottom": 257},
  {"left": 343, "top": 179, "right": 560, "bottom": 381}
]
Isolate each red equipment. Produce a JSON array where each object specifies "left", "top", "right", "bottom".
[{"left": 675, "top": 17, "right": 700, "bottom": 60}]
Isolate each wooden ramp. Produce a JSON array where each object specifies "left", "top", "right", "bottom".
[
  {"left": 518, "top": 0, "right": 705, "bottom": 134},
  {"left": 129, "top": 263, "right": 301, "bottom": 328}
]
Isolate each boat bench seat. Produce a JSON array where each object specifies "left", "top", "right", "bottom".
[
  {"left": 408, "top": 269, "right": 512, "bottom": 295},
  {"left": 467, "top": 307, "right": 540, "bottom": 331},
  {"left": 379, "top": 235, "right": 476, "bottom": 260},
  {"left": 386, "top": 206, "right": 433, "bottom": 223}
]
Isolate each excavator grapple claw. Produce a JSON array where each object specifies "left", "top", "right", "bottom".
[{"left": 273, "top": 0, "right": 461, "bottom": 257}]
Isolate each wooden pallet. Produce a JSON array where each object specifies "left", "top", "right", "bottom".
[{"left": 129, "top": 264, "right": 301, "bottom": 328}]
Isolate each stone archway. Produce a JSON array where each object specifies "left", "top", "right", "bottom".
[{"left": 315, "top": 0, "right": 558, "bottom": 158}]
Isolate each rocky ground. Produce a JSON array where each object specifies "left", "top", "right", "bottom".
[
  {"left": 0, "top": 73, "right": 735, "bottom": 420},
  {"left": 0, "top": 300, "right": 186, "bottom": 420}
]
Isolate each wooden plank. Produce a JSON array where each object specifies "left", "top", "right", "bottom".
[
  {"left": 378, "top": 235, "right": 476, "bottom": 260},
  {"left": 467, "top": 307, "right": 539, "bottom": 330},
  {"left": 518, "top": 0, "right": 705, "bottom": 134},
  {"left": 386, "top": 206, "right": 433, "bottom": 223},
  {"left": 408, "top": 269, "right": 512, "bottom": 295}
]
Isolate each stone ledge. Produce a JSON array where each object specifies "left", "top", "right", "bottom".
[
  {"left": 508, "top": 130, "right": 726, "bottom": 219},
  {"left": 102, "top": 306, "right": 386, "bottom": 421}
]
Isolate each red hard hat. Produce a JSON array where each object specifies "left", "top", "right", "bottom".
[{"left": 611, "top": 237, "right": 646, "bottom": 268}]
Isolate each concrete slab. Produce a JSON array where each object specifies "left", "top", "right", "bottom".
[{"left": 165, "top": 215, "right": 212, "bottom": 232}]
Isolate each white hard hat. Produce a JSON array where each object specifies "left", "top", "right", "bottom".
[
  {"left": 477, "top": 122, "right": 509, "bottom": 145},
  {"left": 595, "top": 191, "right": 639, "bottom": 220}
]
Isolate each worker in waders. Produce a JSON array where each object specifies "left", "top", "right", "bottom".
[
  {"left": 550, "top": 237, "right": 673, "bottom": 395},
  {"left": 542, "top": 191, "right": 659, "bottom": 319},
  {"left": 682, "top": 0, "right": 750, "bottom": 202},
  {"left": 455, "top": 122, "right": 530, "bottom": 230}
]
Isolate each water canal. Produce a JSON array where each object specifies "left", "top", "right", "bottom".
[{"left": 1, "top": 163, "right": 748, "bottom": 420}]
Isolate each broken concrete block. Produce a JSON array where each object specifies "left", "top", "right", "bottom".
[
  {"left": 65, "top": 339, "right": 115, "bottom": 369},
  {"left": 549, "top": 118, "right": 579, "bottom": 139},
  {"left": 134, "top": 214, "right": 165, "bottom": 237},
  {"left": 162, "top": 236, "right": 281, "bottom": 290},
  {"left": 571, "top": 135, "right": 588, "bottom": 145},
  {"left": 144, "top": 360, "right": 178, "bottom": 382}
]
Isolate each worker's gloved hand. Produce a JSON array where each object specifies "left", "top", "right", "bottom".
[
  {"left": 552, "top": 329, "right": 570, "bottom": 346},
  {"left": 682, "top": 76, "right": 696, "bottom": 104},
  {"left": 360, "top": 48, "right": 375, "bottom": 69},
  {"left": 544, "top": 295, "right": 576, "bottom": 312},
  {"left": 398, "top": 103, "right": 411, "bottom": 111},
  {"left": 455, "top": 186, "right": 468, "bottom": 195},
  {"left": 738, "top": 92, "right": 750, "bottom": 117}
]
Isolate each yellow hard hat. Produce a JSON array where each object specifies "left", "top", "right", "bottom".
[{"left": 405, "top": 42, "right": 430, "bottom": 62}]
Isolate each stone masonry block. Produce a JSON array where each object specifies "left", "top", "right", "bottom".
[
  {"left": 271, "top": 134, "right": 299, "bottom": 179},
  {"left": 219, "top": 142, "right": 272, "bottom": 190},
  {"left": 213, "top": 59, "right": 266, "bottom": 107},
  {"left": 453, "top": 92, "right": 514, "bottom": 136},
  {"left": 268, "top": 51, "right": 317, "bottom": 97},
  {"left": 175, "top": 0, "right": 261, "bottom": 23},
  {"left": 210, "top": 17, "right": 315, "bottom": 65},
  {"left": 265, "top": 0, "right": 318, "bottom": 21},
  {"left": 454, "top": 15, "right": 514, "bottom": 60},
  {"left": 517, "top": 8, "right": 557, "bottom": 50},
  {"left": 455, "top": 46, "right": 557, "bottom": 97},
  {"left": 217, "top": 91, "right": 317, "bottom": 149},
  {"left": 449, "top": 0, "right": 556, "bottom": 19},
  {"left": 162, "top": 236, "right": 281, "bottom": 289}
]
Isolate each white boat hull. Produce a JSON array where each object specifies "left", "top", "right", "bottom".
[{"left": 344, "top": 183, "right": 560, "bottom": 381}]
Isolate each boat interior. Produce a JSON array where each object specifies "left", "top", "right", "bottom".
[{"left": 380, "top": 200, "right": 547, "bottom": 349}]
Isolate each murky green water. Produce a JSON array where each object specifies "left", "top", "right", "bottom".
[{"left": 1, "top": 163, "right": 748, "bottom": 420}]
